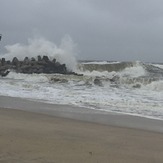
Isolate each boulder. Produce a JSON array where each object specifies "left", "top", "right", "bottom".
[
  {"left": 110, "top": 75, "right": 120, "bottom": 83},
  {"left": 1, "top": 58, "right": 6, "bottom": 66},
  {"left": 50, "top": 78, "right": 68, "bottom": 83},
  {"left": 12, "top": 57, "right": 19, "bottom": 66},
  {"left": 23, "top": 57, "right": 30, "bottom": 65},
  {"left": 37, "top": 55, "right": 42, "bottom": 61},
  {"left": 52, "top": 58, "right": 56, "bottom": 63},
  {"left": 31, "top": 57, "right": 36, "bottom": 62},
  {"left": 6, "top": 60, "right": 11, "bottom": 65},
  {"left": 94, "top": 78, "right": 103, "bottom": 86},
  {"left": 0, "top": 55, "right": 82, "bottom": 76},
  {"left": 0, "top": 69, "right": 10, "bottom": 77},
  {"left": 42, "top": 56, "right": 49, "bottom": 62}
]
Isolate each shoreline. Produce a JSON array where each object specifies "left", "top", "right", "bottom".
[
  {"left": 1, "top": 96, "right": 163, "bottom": 162},
  {"left": 1, "top": 95, "right": 163, "bottom": 133},
  {"left": 1, "top": 107, "right": 163, "bottom": 162}
]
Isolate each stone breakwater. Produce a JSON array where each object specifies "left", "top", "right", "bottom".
[{"left": 0, "top": 55, "right": 79, "bottom": 76}]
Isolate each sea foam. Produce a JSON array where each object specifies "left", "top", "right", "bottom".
[{"left": 1, "top": 35, "right": 77, "bottom": 71}]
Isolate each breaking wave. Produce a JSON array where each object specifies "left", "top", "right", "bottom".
[
  {"left": 0, "top": 36, "right": 163, "bottom": 120},
  {"left": 76, "top": 61, "right": 163, "bottom": 88},
  {"left": 0, "top": 60, "right": 163, "bottom": 120},
  {"left": 1, "top": 35, "right": 77, "bottom": 71},
  {"left": 78, "top": 61, "right": 133, "bottom": 72}
]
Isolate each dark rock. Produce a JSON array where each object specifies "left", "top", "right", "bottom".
[
  {"left": 133, "top": 84, "right": 141, "bottom": 88},
  {"left": 37, "top": 68, "right": 44, "bottom": 74},
  {"left": 37, "top": 60, "right": 47, "bottom": 66},
  {"left": 94, "top": 78, "right": 103, "bottom": 86},
  {"left": 0, "top": 55, "right": 76, "bottom": 75},
  {"left": 6, "top": 60, "right": 11, "bottom": 65},
  {"left": 110, "top": 75, "right": 120, "bottom": 82},
  {"left": 52, "top": 58, "right": 56, "bottom": 63},
  {"left": 37, "top": 55, "right": 42, "bottom": 61},
  {"left": 55, "top": 62, "right": 61, "bottom": 67},
  {"left": 42, "top": 56, "right": 49, "bottom": 62},
  {"left": 23, "top": 57, "right": 30, "bottom": 65},
  {"left": 50, "top": 78, "right": 68, "bottom": 83},
  {"left": 12, "top": 57, "right": 19, "bottom": 66},
  {"left": 64, "top": 71, "right": 82, "bottom": 76},
  {"left": 0, "top": 69, "right": 10, "bottom": 77},
  {"left": 1, "top": 58, "right": 6, "bottom": 66},
  {"left": 31, "top": 57, "right": 36, "bottom": 62}
]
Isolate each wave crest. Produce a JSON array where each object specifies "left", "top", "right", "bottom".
[{"left": 2, "top": 35, "right": 77, "bottom": 71}]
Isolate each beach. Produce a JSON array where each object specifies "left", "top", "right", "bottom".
[
  {"left": 1, "top": 1, "right": 163, "bottom": 161},
  {"left": 1, "top": 97, "right": 163, "bottom": 162}
]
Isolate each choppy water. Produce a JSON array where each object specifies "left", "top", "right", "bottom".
[{"left": 0, "top": 61, "right": 163, "bottom": 120}]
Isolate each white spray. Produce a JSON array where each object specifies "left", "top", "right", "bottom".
[{"left": 1, "top": 35, "right": 77, "bottom": 71}]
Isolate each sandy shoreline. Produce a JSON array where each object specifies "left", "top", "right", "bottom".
[
  {"left": 1, "top": 95, "right": 163, "bottom": 133},
  {"left": 1, "top": 96, "right": 163, "bottom": 162},
  {"left": 1, "top": 107, "right": 163, "bottom": 163}
]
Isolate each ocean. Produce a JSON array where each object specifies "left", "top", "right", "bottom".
[{"left": 0, "top": 61, "right": 163, "bottom": 120}]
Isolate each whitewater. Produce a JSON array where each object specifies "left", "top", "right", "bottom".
[{"left": 0, "top": 37, "right": 163, "bottom": 120}]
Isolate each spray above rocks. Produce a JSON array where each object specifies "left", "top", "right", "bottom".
[{"left": 1, "top": 35, "right": 78, "bottom": 71}]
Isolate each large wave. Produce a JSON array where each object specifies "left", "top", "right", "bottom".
[
  {"left": 1, "top": 35, "right": 78, "bottom": 71},
  {"left": 76, "top": 61, "right": 163, "bottom": 89},
  {"left": 1, "top": 61, "right": 163, "bottom": 120}
]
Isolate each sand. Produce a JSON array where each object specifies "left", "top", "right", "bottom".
[{"left": 1, "top": 107, "right": 163, "bottom": 163}]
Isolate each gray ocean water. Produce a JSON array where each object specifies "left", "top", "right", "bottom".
[{"left": 0, "top": 61, "right": 163, "bottom": 120}]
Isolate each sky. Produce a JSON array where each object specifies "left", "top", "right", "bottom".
[{"left": 0, "top": 0, "right": 163, "bottom": 62}]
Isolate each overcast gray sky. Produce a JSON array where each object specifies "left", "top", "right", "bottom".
[{"left": 1, "top": 0, "right": 163, "bottom": 62}]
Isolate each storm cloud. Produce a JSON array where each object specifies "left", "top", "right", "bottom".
[{"left": 1, "top": 0, "right": 163, "bottom": 62}]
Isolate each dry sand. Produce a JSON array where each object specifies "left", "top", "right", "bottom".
[{"left": 0, "top": 108, "right": 163, "bottom": 163}]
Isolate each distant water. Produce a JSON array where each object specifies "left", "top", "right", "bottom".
[{"left": 0, "top": 61, "right": 163, "bottom": 120}]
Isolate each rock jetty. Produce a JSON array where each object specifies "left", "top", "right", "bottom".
[{"left": 0, "top": 55, "right": 80, "bottom": 76}]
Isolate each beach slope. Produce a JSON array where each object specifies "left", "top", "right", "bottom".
[{"left": 1, "top": 108, "right": 163, "bottom": 163}]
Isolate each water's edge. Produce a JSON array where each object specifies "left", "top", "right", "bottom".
[{"left": 1, "top": 95, "right": 163, "bottom": 133}]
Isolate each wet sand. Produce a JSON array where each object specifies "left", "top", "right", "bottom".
[
  {"left": 1, "top": 96, "right": 163, "bottom": 162},
  {"left": 1, "top": 96, "right": 163, "bottom": 133},
  {"left": 1, "top": 107, "right": 163, "bottom": 162}
]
